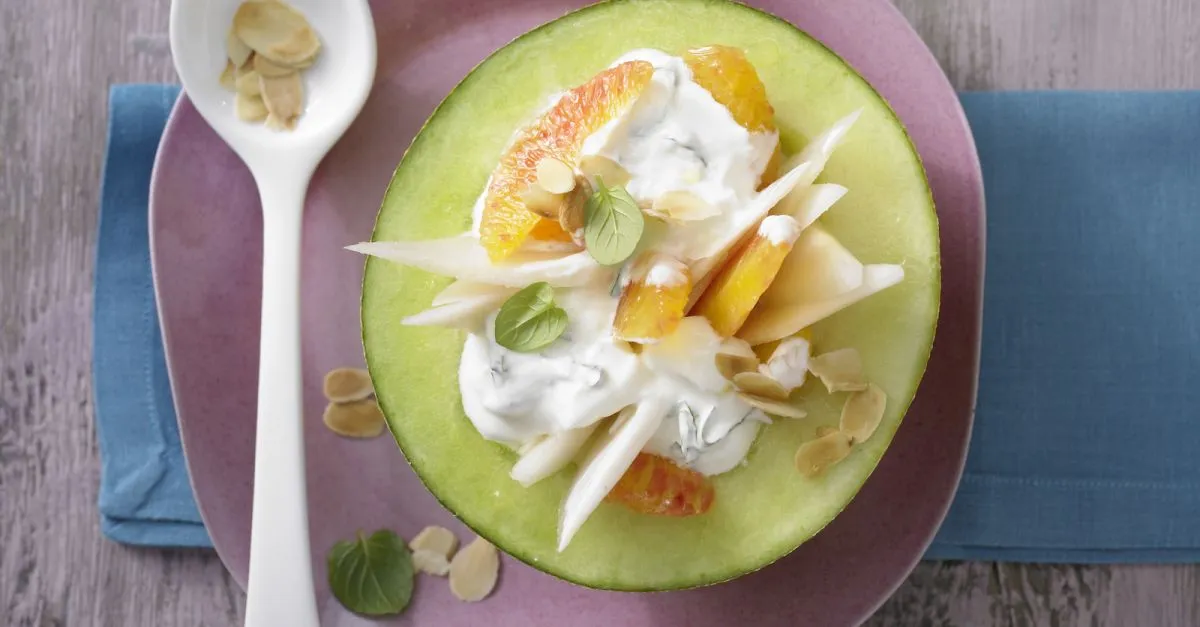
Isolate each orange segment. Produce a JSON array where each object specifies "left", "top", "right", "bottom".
[
  {"left": 684, "top": 45, "right": 775, "bottom": 133},
  {"left": 606, "top": 453, "right": 714, "bottom": 517},
  {"left": 613, "top": 254, "right": 692, "bottom": 343},
  {"left": 479, "top": 61, "right": 655, "bottom": 260},
  {"left": 693, "top": 215, "right": 801, "bottom": 337}
]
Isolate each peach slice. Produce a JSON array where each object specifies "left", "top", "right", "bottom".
[
  {"left": 612, "top": 254, "right": 692, "bottom": 343},
  {"left": 691, "top": 215, "right": 802, "bottom": 337}
]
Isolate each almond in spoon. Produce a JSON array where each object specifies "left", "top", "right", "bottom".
[
  {"left": 260, "top": 72, "right": 304, "bottom": 130},
  {"left": 232, "top": 1, "right": 321, "bottom": 67}
]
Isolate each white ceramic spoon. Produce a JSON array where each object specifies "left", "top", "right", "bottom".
[{"left": 168, "top": 2, "right": 376, "bottom": 626}]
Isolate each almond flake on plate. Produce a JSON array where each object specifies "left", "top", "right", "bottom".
[
  {"left": 321, "top": 399, "right": 385, "bottom": 438},
  {"left": 448, "top": 536, "right": 500, "bottom": 602},
  {"left": 322, "top": 368, "right": 373, "bottom": 403}
]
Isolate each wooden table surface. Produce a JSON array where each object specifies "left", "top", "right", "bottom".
[{"left": 3, "top": 0, "right": 1200, "bottom": 625}]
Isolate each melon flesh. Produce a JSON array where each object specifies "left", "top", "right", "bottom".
[{"left": 362, "top": 0, "right": 939, "bottom": 591}]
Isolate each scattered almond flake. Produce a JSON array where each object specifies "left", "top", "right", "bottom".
[
  {"left": 321, "top": 399, "right": 386, "bottom": 438},
  {"left": 732, "top": 371, "right": 789, "bottom": 401},
  {"left": 840, "top": 383, "right": 886, "bottom": 443},
  {"left": 226, "top": 29, "right": 253, "bottom": 67},
  {"left": 519, "top": 183, "right": 563, "bottom": 219},
  {"left": 219, "top": 61, "right": 237, "bottom": 91},
  {"left": 651, "top": 190, "right": 719, "bottom": 221},
  {"left": 795, "top": 430, "right": 852, "bottom": 477},
  {"left": 766, "top": 336, "right": 811, "bottom": 392},
  {"left": 232, "top": 0, "right": 321, "bottom": 67},
  {"left": 412, "top": 549, "right": 451, "bottom": 576},
  {"left": 409, "top": 525, "right": 459, "bottom": 560},
  {"left": 322, "top": 367, "right": 373, "bottom": 403},
  {"left": 808, "top": 347, "right": 868, "bottom": 393},
  {"left": 816, "top": 425, "right": 839, "bottom": 438},
  {"left": 234, "top": 93, "right": 269, "bottom": 122},
  {"left": 535, "top": 157, "right": 576, "bottom": 194},
  {"left": 448, "top": 536, "right": 500, "bottom": 602},
  {"left": 578, "top": 155, "right": 630, "bottom": 187},
  {"left": 714, "top": 352, "right": 759, "bottom": 381},
  {"left": 737, "top": 392, "right": 807, "bottom": 419},
  {"left": 260, "top": 72, "right": 304, "bottom": 130},
  {"left": 253, "top": 53, "right": 295, "bottom": 78},
  {"left": 235, "top": 69, "right": 262, "bottom": 97}
]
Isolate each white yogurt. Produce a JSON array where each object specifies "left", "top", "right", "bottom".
[{"left": 457, "top": 49, "right": 779, "bottom": 476}]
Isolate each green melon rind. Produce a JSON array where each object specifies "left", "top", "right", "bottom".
[{"left": 362, "top": 0, "right": 939, "bottom": 591}]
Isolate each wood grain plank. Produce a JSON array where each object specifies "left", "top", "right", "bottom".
[{"left": 1, "top": 0, "right": 1199, "bottom": 625}]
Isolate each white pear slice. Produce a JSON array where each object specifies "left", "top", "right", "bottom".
[
  {"left": 773, "top": 183, "right": 847, "bottom": 231},
  {"left": 348, "top": 235, "right": 607, "bottom": 288},
  {"left": 741, "top": 264, "right": 903, "bottom": 346},
  {"left": 738, "top": 225, "right": 904, "bottom": 345},
  {"left": 510, "top": 424, "right": 599, "bottom": 487},
  {"left": 558, "top": 398, "right": 669, "bottom": 551},
  {"left": 685, "top": 159, "right": 815, "bottom": 307},
  {"left": 780, "top": 109, "right": 862, "bottom": 190},
  {"left": 401, "top": 294, "right": 506, "bottom": 330},
  {"left": 431, "top": 280, "right": 517, "bottom": 307}
]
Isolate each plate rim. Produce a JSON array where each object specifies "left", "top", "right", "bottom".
[{"left": 150, "top": 0, "right": 985, "bottom": 621}]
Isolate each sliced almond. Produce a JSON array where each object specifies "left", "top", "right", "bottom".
[
  {"left": 840, "top": 383, "right": 886, "bottom": 443},
  {"left": 409, "top": 525, "right": 459, "bottom": 560},
  {"left": 738, "top": 392, "right": 807, "bottom": 419},
  {"left": 795, "top": 430, "right": 852, "bottom": 477},
  {"left": 715, "top": 352, "right": 759, "bottom": 381},
  {"left": 816, "top": 425, "right": 839, "bottom": 438},
  {"left": 234, "top": 93, "right": 269, "bottom": 122},
  {"left": 558, "top": 176, "right": 591, "bottom": 243},
  {"left": 578, "top": 155, "right": 630, "bottom": 187},
  {"left": 808, "top": 347, "right": 868, "bottom": 393},
  {"left": 652, "top": 190, "right": 719, "bottom": 221},
  {"left": 232, "top": 1, "right": 321, "bottom": 67},
  {"left": 732, "top": 371, "right": 789, "bottom": 401},
  {"left": 226, "top": 29, "right": 253, "bottom": 67},
  {"left": 253, "top": 53, "right": 296, "bottom": 78},
  {"left": 536, "top": 157, "right": 576, "bottom": 194},
  {"left": 322, "top": 368, "right": 373, "bottom": 403},
  {"left": 412, "top": 549, "right": 451, "bottom": 576},
  {"left": 448, "top": 536, "right": 500, "bottom": 602},
  {"left": 219, "top": 61, "right": 237, "bottom": 91},
  {"left": 321, "top": 400, "right": 385, "bottom": 438},
  {"left": 519, "top": 183, "right": 563, "bottom": 219},
  {"left": 260, "top": 72, "right": 304, "bottom": 130},
  {"left": 235, "top": 68, "right": 262, "bottom": 97}
]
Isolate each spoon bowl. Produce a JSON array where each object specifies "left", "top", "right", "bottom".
[
  {"left": 170, "top": 0, "right": 376, "bottom": 166},
  {"left": 169, "top": 1, "right": 376, "bottom": 626}
]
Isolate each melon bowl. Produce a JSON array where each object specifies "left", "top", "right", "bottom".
[{"left": 361, "top": 0, "right": 938, "bottom": 591}]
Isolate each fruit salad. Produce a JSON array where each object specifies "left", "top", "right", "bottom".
[{"left": 353, "top": 47, "right": 903, "bottom": 551}]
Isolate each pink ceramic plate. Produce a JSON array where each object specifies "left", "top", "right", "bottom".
[{"left": 151, "top": 0, "right": 983, "bottom": 624}]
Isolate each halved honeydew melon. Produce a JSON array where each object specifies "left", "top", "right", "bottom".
[{"left": 361, "top": 0, "right": 939, "bottom": 591}]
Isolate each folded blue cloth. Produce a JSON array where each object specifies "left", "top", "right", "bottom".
[
  {"left": 926, "top": 91, "right": 1200, "bottom": 562},
  {"left": 94, "top": 86, "right": 1200, "bottom": 561},
  {"left": 94, "top": 84, "right": 210, "bottom": 547}
]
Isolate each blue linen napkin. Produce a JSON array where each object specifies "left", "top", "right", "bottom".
[
  {"left": 94, "top": 84, "right": 210, "bottom": 547},
  {"left": 926, "top": 91, "right": 1200, "bottom": 562},
  {"left": 94, "top": 86, "right": 1200, "bottom": 560}
]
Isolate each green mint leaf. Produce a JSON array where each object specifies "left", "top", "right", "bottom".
[
  {"left": 327, "top": 529, "right": 414, "bottom": 616},
  {"left": 494, "top": 282, "right": 569, "bottom": 352},
  {"left": 584, "top": 179, "right": 645, "bottom": 266}
]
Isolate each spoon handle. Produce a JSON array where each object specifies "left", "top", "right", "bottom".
[{"left": 244, "top": 180, "right": 319, "bottom": 627}]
